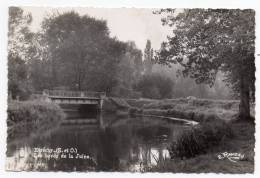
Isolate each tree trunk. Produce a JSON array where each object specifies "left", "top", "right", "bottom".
[
  {"left": 239, "top": 74, "right": 251, "bottom": 121},
  {"left": 51, "top": 58, "right": 57, "bottom": 89}
]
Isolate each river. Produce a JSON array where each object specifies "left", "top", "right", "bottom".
[{"left": 6, "top": 112, "right": 191, "bottom": 172}]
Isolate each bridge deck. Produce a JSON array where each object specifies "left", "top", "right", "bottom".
[
  {"left": 49, "top": 96, "right": 101, "bottom": 100},
  {"left": 43, "top": 89, "right": 106, "bottom": 106},
  {"left": 43, "top": 89, "right": 106, "bottom": 99}
]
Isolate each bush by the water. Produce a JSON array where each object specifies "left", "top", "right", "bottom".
[
  {"left": 7, "top": 101, "right": 65, "bottom": 140},
  {"left": 169, "top": 120, "right": 234, "bottom": 159}
]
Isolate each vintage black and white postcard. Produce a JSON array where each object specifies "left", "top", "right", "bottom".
[{"left": 0, "top": 0, "right": 259, "bottom": 177}]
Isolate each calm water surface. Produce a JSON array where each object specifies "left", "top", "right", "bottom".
[{"left": 6, "top": 112, "right": 190, "bottom": 172}]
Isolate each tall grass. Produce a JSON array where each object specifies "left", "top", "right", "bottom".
[
  {"left": 7, "top": 100, "right": 65, "bottom": 141},
  {"left": 169, "top": 119, "right": 234, "bottom": 159}
]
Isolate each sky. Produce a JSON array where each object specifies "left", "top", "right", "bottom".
[{"left": 22, "top": 7, "right": 173, "bottom": 51}]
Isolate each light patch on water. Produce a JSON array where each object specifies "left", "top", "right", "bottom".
[
  {"left": 150, "top": 148, "right": 159, "bottom": 165},
  {"left": 6, "top": 147, "right": 34, "bottom": 171}
]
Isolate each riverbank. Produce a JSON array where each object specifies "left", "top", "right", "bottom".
[
  {"left": 148, "top": 120, "right": 255, "bottom": 173},
  {"left": 125, "top": 98, "right": 255, "bottom": 173},
  {"left": 126, "top": 98, "right": 255, "bottom": 122},
  {"left": 7, "top": 100, "right": 66, "bottom": 141}
]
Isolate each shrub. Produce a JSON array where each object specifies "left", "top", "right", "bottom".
[
  {"left": 169, "top": 120, "right": 234, "bottom": 159},
  {"left": 7, "top": 101, "right": 65, "bottom": 140},
  {"left": 134, "top": 73, "right": 173, "bottom": 99}
]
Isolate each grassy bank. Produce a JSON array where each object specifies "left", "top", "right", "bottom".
[
  {"left": 148, "top": 120, "right": 254, "bottom": 173},
  {"left": 127, "top": 98, "right": 255, "bottom": 122},
  {"left": 7, "top": 100, "right": 66, "bottom": 141}
]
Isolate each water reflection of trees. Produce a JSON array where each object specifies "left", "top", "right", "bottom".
[{"left": 7, "top": 116, "right": 184, "bottom": 171}]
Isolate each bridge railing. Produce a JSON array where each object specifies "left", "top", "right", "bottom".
[{"left": 43, "top": 89, "right": 106, "bottom": 98}]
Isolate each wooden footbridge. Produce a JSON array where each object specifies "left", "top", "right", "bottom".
[{"left": 43, "top": 89, "right": 106, "bottom": 110}]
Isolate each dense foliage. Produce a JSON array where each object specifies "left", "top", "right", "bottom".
[
  {"left": 135, "top": 73, "right": 173, "bottom": 99},
  {"left": 156, "top": 9, "right": 255, "bottom": 120},
  {"left": 35, "top": 12, "right": 127, "bottom": 93}
]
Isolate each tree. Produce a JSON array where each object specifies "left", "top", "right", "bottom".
[
  {"left": 156, "top": 9, "right": 255, "bottom": 121},
  {"left": 143, "top": 40, "right": 154, "bottom": 74},
  {"left": 38, "top": 11, "right": 126, "bottom": 93},
  {"left": 8, "top": 7, "right": 34, "bottom": 99},
  {"left": 117, "top": 41, "right": 143, "bottom": 89},
  {"left": 8, "top": 7, "right": 33, "bottom": 60}
]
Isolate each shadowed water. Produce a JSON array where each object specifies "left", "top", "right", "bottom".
[{"left": 6, "top": 110, "right": 190, "bottom": 172}]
